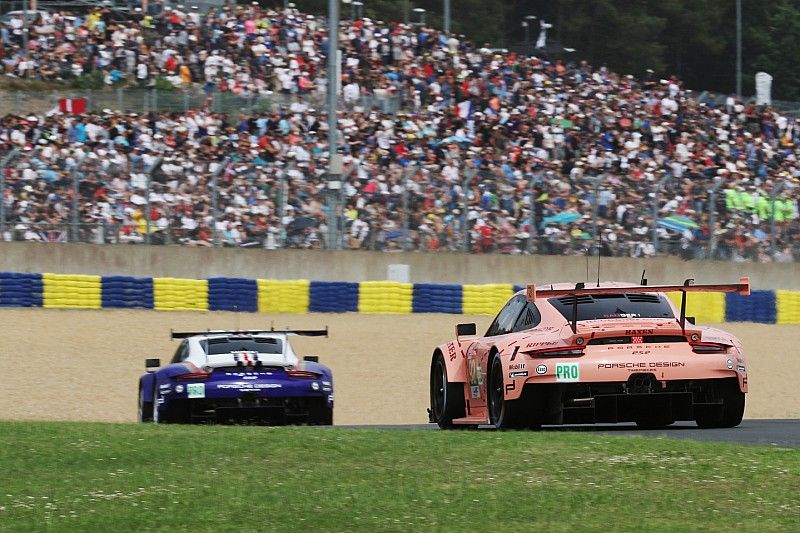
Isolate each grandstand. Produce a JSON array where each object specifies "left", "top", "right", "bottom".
[{"left": 0, "top": 2, "right": 797, "bottom": 261}]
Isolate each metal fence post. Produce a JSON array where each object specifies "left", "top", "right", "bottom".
[
  {"left": 70, "top": 156, "right": 87, "bottom": 243},
  {"left": 770, "top": 181, "right": 786, "bottom": 255},
  {"left": 278, "top": 162, "right": 294, "bottom": 248},
  {"left": 651, "top": 173, "right": 671, "bottom": 255},
  {"left": 590, "top": 173, "right": 606, "bottom": 251},
  {"left": 210, "top": 158, "right": 227, "bottom": 246},
  {"left": 527, "top": 173, "right": 540, "bottom": 254},
  {"left": 461, "top": 164, "right": 477, "bottom": 253},
  {"left": 144, "top": 157, "right": 163, "bottom": 245},
  {"left": 400, "top": 163, "right": 419, "bottom": 251},
  {"left": 0, "top": 149, "right": 19, "bottom": 241},
  {"left": 707, "top": 176, "right": 724, "bottom": 259},
  {"left": 339, "top": 159, "right": 362, "bottom": 250}
]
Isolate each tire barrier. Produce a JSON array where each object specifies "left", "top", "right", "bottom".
[
  {"left": 726, "top": 291, "right": 776, "bottom": 323},
  {"left": 776, "top": 290, "right": 800, "bottom": 325},
  {"left": 0, "top": 271, "right": 793, "bottom": 321},
  {"left": 42, "top": 273, "right": 101, "bottom": 309},
  {"left": 208, "top": 278, "right": 258, "bottom": 313},
  {"left": 666, "top": 291, "right": 725, "bottom": 324},
  {"left": 358, "top": 281, "right": 413, "bottom": 314},
  {"left": 257, "top": 280, "right": 310, "bottom": 314},
  {"left": 101, "top": 276, "right": 154, "bottom": 309},
  {"left": 308, "top": 281, "right": 359, "bottom": 313},
  {"left": 0, "top": 272, "right": 43, "bottom": 307},
  {"left": 412, "top": 283, "right": 463, "bottom": 314},
  {"left": 461, "top": 284, "right": 514, "bottom": 316},
  {"left": 153, "top": 278, "right": 209, "bottom": 311}
]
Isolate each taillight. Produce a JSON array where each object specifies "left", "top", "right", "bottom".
[
  {"left": 175, "top": 371, "right": 210, "bottom": 382},
  {"left": 526, "top": 346, "right": 585, "bottom": 358},
  {"left": 690, "top": 342, "right": 728, "bottom": 354},
  {"left": 286, "top": 369, "right": 321, "bottom": 379}
]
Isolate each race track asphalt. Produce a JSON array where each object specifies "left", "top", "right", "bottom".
[{"left": 334, "top": 419, "right": 800, "bottom": 448}]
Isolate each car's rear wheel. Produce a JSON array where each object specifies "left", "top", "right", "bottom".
[
  {"left": 430, "top": 351, "right": 467, "bottom": 429},
  {"left": 152, "top": 386, "right": 190, "bottom": 424},
  {"left": 138, "top": 385, "right": 153, "bottom": 423},
  {"left": 696, "top": 378, "right": 745, "bottom": 428},
  {"left": 488, "top": 356, "right": 530, "bottom": 429},
  {"left": 309, "top": 399, "right": 333, "bottom": 426}
]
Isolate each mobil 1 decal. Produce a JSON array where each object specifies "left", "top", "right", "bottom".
[{"left": 555, "top": 362, "right": 580, "bottom": 383}]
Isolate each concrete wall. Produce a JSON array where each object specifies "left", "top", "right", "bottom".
[{"left": 1, "top": 242, "right": 798, "bottom": 290}]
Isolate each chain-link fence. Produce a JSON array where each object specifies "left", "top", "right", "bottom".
[{"left": 0, "top": 88, "right": 404, "bottom": 116}]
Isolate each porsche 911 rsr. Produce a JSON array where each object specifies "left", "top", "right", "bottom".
[
  {"left": 139, "top": 328, "right": 333, "bottom": 425},
  {"left": 429, "top": 278, "right": 750, "bottom": 430}
]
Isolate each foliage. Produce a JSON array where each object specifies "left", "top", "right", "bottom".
[
  {"left": 1, "top": 421, "right": 800, "bottom": 530},
  {"left": 69, "top": 71, "right": 104, "bottom": 90}
]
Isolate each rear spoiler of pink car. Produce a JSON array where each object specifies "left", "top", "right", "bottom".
[{"left": 526, "top": 277, "right": 750, "bottom": 334}]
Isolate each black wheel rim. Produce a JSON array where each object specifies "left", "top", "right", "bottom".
[
  {"left": 489, "top": 360, "right": 503, "bottom": 424},
  {"left": 432, "top": 360, "right": 446, "bottom": 420}
]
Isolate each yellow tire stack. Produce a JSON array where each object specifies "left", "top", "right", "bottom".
[
  {"left": 666, "top": 292, "right": 725, "bottom": 323},
  {"left": 153, "top": 278, "right": 209, "bottom": 311},
  {"left": 358, "top": 281, "right": 413, "bottom": 314},
  {"left": 462, "top": 283, "right": 514, "bottom": 315},
  {"left": 257, "top": 279, "right": 311, "bottom": 313},
  {"left": 42, "top": 273, "right": 102, "bottom": 309},
  {"left": 776, "top": 290, "right": 800, "bottom": 324}
]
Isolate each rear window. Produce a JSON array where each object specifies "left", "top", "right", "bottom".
[
  {"left": 203, "top": 337, "right": 283, "bottom": 355},
  {"left": 549, "top": 293, "right": 675, "bottom": 321}
]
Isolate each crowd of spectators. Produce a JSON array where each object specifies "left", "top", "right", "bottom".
[{"left": 0, "top": 4, "right": 798, "bottom": 261}]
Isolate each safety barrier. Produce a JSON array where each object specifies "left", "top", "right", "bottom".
[
  {"left": 0, "top": 271, "right": 796, "bottom": 321},
  {"left": 42, "top": 273, "right": 102, "bottom": 309}
]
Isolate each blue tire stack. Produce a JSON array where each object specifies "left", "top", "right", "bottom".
[
  {"left": 0, "top": 272, "right": 43, "bottom": 307},
  {"left": 726, "top": 290, "right": 776, "bottom": 323},
  {"left": 309, "top": 281, "right": 359, "bottom": 312},
  {"left": 208, "top": 277, "right": 258, "bottom": 312},
  {"left": 101, "top": 276, "right": 154, "bottom": 309},
  {"left": 412, "top": 283, "right": 463, "bottom": 313}
]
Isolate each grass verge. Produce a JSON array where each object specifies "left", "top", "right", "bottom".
[{"left": 0, "top": 422, "right": 798, "bottom": 531}]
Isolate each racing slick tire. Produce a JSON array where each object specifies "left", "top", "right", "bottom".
[
  {"left": 488, "top": 355, "right": 533, "bottom": 430},
  {"left": 695, "top": 378, "right": 745, "bottom": 429},
  {"left": 430, "top": 351, "right": 468, "bottom": 429},
  {"left": 309, "top": 400, "right": 333, "bottom": 426},
  {"left": 152, "top": 387, "right": 190, "bottom": 424},
  {"left": 138, "top": 385, "right": 153, "bottom": 423}
]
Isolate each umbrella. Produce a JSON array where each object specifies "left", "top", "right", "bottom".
[
  {"left": 540, "top": 212, "right": 581, "bottom": 229},
  {"left": 441, "top": 135, "right": 473, "bottom": 145},
  {"left": 657, "top": 215, "right": 700, "bottom": 232}
]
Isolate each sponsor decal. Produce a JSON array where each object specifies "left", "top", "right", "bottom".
[
  {"left": 312, "top": 382, "right": 320, "bottom": 391},
  {"left": 555, "top": 363, "right": 580, "bottom": 382},
  {"left": 625, "top": 329, "right": 654, "bottom": 335},
  {"left": 322, "top": 381, "right": 332, "bottom": 386},
  {"left": 631, "top": 336, "right": 643, "bottom": 344},
  {"left": 726, "top": 359, "right": 734, "bottom": 370},
  {"left": 597, "top": 362, "right": 686, "bottom": 369},
  {"left": 509, "top": 371, "right": 528, "bottom": 378},
  {"left": 736, "top": 364, "right": 746, "bottom": 373},
  {"left": 536, "top": 364, "right": 547, "bottom": 375},
  {"left": 525, "top": 341, "right": 558, "bottom": 349},
  {"left": 175, "top": 384, "right": 185, "bottom": 393},
  {"left": 186, "top": 383, "right": 205, "bottom": 399},
  {"left": 447, "top": 342, "right": 457, "bottom": 362},
  {"left": 217, "top": 383, "right": 282, "bottom": 390},
  {"left": 509, "top": 363, "right": 525, "bottom": 370}
]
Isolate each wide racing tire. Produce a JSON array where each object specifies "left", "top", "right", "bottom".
[
  {"left": 696, "top": 378, "right": 745, "bottom": 429},
  {"left": 488, "top": 355, "right": 530, "bottom": 430},
  {"left": 429, "top": 351, "right": 466, "bottom": 429},
  {"left": 309, "top": 399, "right": 334, "bottom": 426},
  {"left": 138, "top": 384, "right": 153, "bottom": 423}
]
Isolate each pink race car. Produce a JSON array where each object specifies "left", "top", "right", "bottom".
[{"left": 429, "top": 278, "right": 751, "bottom": 430}]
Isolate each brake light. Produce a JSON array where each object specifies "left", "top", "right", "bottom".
[
  {"left": 690, "top": 342, "right": 728, "bottom": 354},
  {"left": 526, "top": 345, "right": 585, "bottom": 358},
  {"left": 175, "top": 371, "right": 210, "bottom": 382},
  {"left": 286, "top": 369, "right": 321, "bottom": 379}
]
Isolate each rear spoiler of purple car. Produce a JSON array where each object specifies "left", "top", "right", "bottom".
[{"left": 170, "top": 327, "right": 329, "bottom": 339}]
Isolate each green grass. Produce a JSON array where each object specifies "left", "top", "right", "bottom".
[{"left": 1, "top": 422, "right": 799, "bottom": 532}]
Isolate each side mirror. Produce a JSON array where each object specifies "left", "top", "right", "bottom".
[
  {"left": 456, "top": 323, "right": 477, "bottom": 337},
  {"left": 145, "top": 358, "right": 161, "bottom": 370},
  {"left": 304, "top": 356, "right": 319, "bottom": 363},
  {"left": 686, "top": 316, "right": 696, "bottom": 325}
]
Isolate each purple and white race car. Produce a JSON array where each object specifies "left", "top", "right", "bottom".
[{"left": 138, "top": 328, "right": 333, "bottom": 425}]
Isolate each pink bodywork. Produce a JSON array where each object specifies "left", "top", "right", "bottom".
[{"left": 434, "top": 280, "right": 749, "bottom": 426}]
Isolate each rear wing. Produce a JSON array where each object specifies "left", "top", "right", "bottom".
[
  {"left": 171, "top": 327, "right": 329, "bottom": 340},
  {"left": 526, "top": 278, "right": 750, "bottom": 334}
]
